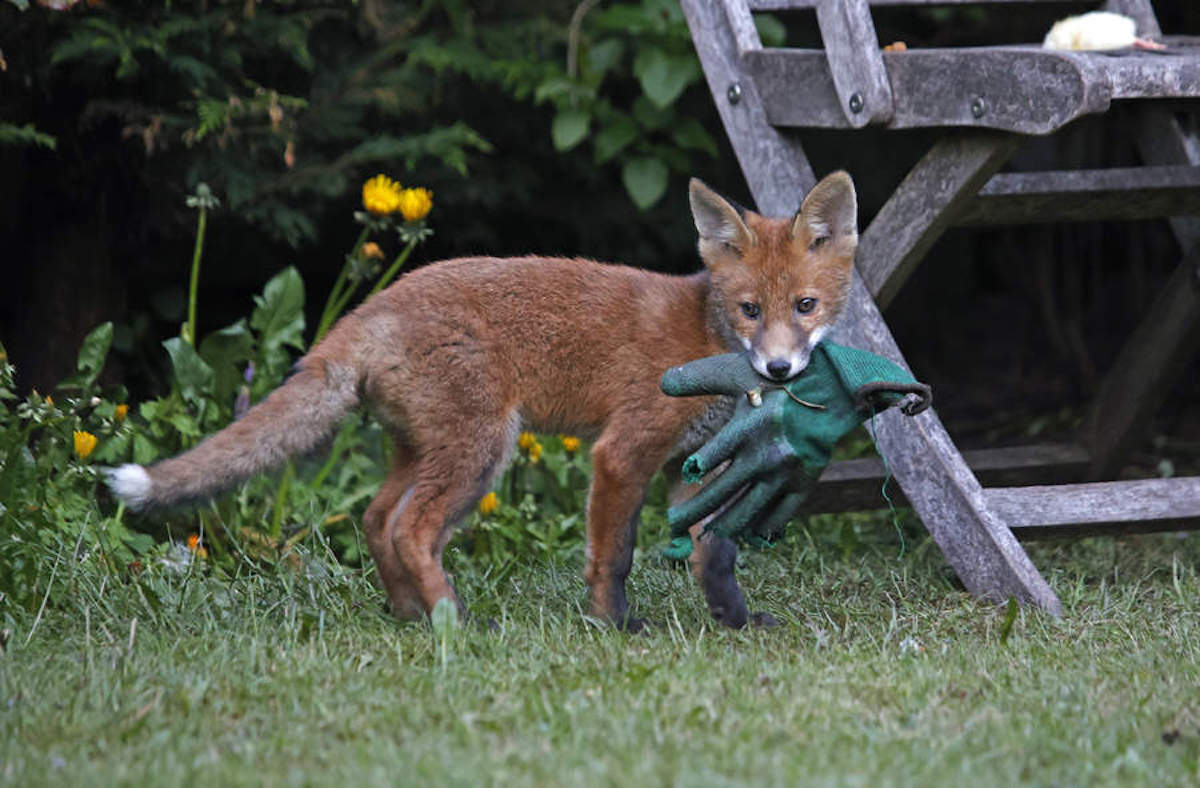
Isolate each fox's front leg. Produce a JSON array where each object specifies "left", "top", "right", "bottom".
[
  {"left": 584, "top": 430, "right": 669, "bottom": 631},
  {"left": 667, "top": 469, "right": 778, "bottom": 630}
]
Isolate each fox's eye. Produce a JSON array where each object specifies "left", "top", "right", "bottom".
[
  {"left": 740, "top": 302, "right": 760, "bottom": 319},
  {"left": 795, "top": 297, "right": 817, "bottom": 314},
  {"left": 810, "top": 236, "right": 829, "bottom": 252}
]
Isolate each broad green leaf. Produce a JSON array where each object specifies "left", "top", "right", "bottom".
[
  {"left": 551, "top": 109, "right": 590, "bottom": 152},
  {"left": 199, "top": 320, "right": 254, "bottom": 407},
  {"left": 251, "top": 267, "right": 306, "bottom": 353},
  {"left": 163, "top": 337, "right": 215, "bottom": 409},
  {"left": 133, "top": 434, "right": 158, "bottom": 465},
  {"left": 632, "top": 95, "right": 671, "bottom": 131},
  {"left": 622, "top": 157, "right": 669, "bottom": 210},
  {"left": 634, "top": 49, "right": 699, "bottom": 109},
  {"left": 755, "top": 14, "right": 787, "bottom": 47},
  {"left": 585, "top": 39, "right": 625, "bottom": 76},
  {"left": 670, "top": 118, "right": 718, "bottom": 158},
  {"left": 593, "top": 116, "right": 638, "bottom": 164},
  {"left": 59, "top": 322, "right": 113, "bottom": 392}
]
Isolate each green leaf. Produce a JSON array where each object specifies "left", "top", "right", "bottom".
[
  {"left": 163, "top": 337, "right": 215, "bottom": 409},
  {"left": 133, "top": 434, "right": 158, "bottom": 465},
  {"left": 755, "top": 14, "right": 787, "bottom": 47},
  {"left": 59, "top": 322, "right": 113, "bottom": 392},
  {"left": 593, "top": 116, "right": 638, "bottom": 164},
  {"left": 0, "top": 122, "right": 57, "bottom": 150},
  {"left": 633, "top": 49, "right": 699, "bottom": 109},
  {"left": 251, "top": 267, "right": 306, "bottom": 354},
  {"left": 551, "top": 109, "right": 590, "bottom": 152},
  {"left": 999, "top": 596, "right": 1019, "bottom": 645},
  {"left": 632, "top": 95, "right": 671, "bottom": 131},
  {"left": 199, "top": 320, "right": 254, "bottom": 407},
  {"left": 670, "top": 118, "right": 718, "bottom": 158},
  {"left": 585, "top": 39, "right": 625, "bottom": 77},
  {"left": 622, "top": 157, "right": 669, "bottom": 210}
]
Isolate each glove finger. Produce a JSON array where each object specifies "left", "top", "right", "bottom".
[
  {"left": 660, "top": 353, "right": 764, "bottom": 398},
  {"left": 749, "top": 491, "right": 807, "bottom": 542},
  {"left": 703, "top": 472, "right": 791, "bottom": 539},
  {"left": 680, "top": 407, "right": 771, "bottom": 483},
  {"left": 669, "top": 440, "right": 783, "bottom": 528}
]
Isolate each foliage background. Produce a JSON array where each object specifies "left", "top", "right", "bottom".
[{"left": 1, "top": 1, "right": 1199, "bottom": 601}]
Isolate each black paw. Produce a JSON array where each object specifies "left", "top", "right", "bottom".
[
  {"left": 749, "top": 611, "right": 780, "bottom": 629},
  {"left": 620, "top": 616, "right": 650, "bottom": 634},
  {"left": 710, "top": 604, "right": 749, "bottom": 630}
]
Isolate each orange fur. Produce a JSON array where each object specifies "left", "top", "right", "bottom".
[{"left": 108, "top": 172, "right": 859, "bottom": 628}]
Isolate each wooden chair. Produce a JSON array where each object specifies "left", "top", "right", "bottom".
[{"left": 682, "top": 0, "right": 1200, "bottom": 614}]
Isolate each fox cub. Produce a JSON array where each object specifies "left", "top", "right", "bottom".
[{"left": 107, "top": 172, "right": 859, "bottom": 630}]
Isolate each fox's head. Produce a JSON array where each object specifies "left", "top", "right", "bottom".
[{"left": 690, "top": 171, "right": 858, "bottom": 381}]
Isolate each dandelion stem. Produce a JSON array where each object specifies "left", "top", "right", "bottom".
[
  {"left": 313, "top": 226, "right": 371, "bottom": 345},
  {"left": 270, "top": 461, "right": 295, "bottom": 540},
  {"left": 367, "top": 237, "right": 418, "bottom": 297},
  {"left": 185, "top": 205, "right": 208, "bottom": 346}
]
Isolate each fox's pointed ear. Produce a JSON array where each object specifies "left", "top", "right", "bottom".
[
  {"left": 794, "top": 170, "right": 857, "bottom": 255},
  {"left": 689, "top": 178, "right": 755, "bottom": 262}
]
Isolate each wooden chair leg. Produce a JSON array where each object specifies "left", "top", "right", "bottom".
[
  {"left": 1083, "top": 109, "right": 1200, "bottom": 478},
  {"left": 682, "top": 0, "right": 1062, "bottom": 615},
  {"left": 858, "top": 132, "right": 1019, "bottom": 308},
  {"left": 836, "top": 275, "right": 1064, "bottom": 615}
]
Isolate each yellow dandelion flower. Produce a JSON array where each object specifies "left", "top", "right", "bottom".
[
  {"left": 528, "top": 441, "right": 543, "bottom": 464},
  {"left": 114, "top": 404, "right": 129, "bottom": 422},
  {"left": 361, "top": 241, "right": 385, "bottom": 261},
  {"left": 45, "top": 395, "right": 54, "bottom": 406},
  {"left": 478, "top": 491, "right": 500, "bottom": 516},
  {"left": 73, "top": 430, "right": 97, "bottom": 459},
  {"left": 186, "top": 533, "right": 208, "bottom": 559},
  {"left": 397, "top": 187, "right": 433, "bottom": 222},
  {"left": 560, "top": 435, "right": 581, "bottom": 453},
  {"left": 518, "top": 431, "right": 537, "bottom": 451},
  {"left": 362, "top": 174, "right": 403, "bottom": 216}
]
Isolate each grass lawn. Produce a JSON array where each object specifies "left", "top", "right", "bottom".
[{"left": 2, "top": 528, "right": 1199, "bottom": 786}]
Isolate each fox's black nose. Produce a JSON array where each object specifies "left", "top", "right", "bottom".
[{"left": 766, "top": 360, "right": 792, "bottom": 380}]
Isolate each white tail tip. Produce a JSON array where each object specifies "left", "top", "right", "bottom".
[{"left": 105, "top": 464, "right": 154, "bottom": 510}]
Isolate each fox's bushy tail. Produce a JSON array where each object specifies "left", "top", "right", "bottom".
[{"left": 106, "top": 356, "right": 360, "bottom": 511}]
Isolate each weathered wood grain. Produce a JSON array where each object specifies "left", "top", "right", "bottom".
[
  {"left": 687, "top": 0, "right": 1063, "bottom": 615},
  {"left": 986, "top": 477, "right": 1200, "bottom": 532},
  {"left": 808, "top": 443, "right": 1090, "bottom": 513},
  {"left": 958, "top": 165, "right": 1200, "bottom": 226},
  {"left": 683, "top": 0, "right": 817, "bottom": 205},
  {"left": 747, "top": 48, "right": 1112, "bottom": 134},
  {"left": 858, "top": 133, "right": 1018, "bottom": 308},
  {"left": 1083, "top": 249, "right": 1200, "bottom": 478},
  {"left": 833, "top": 274, "right": 1064, "bottom": 614},
  {"left": 813, "top": 0, "right": 893, "bottom": 127},
  {"left": 1081, "top": 110, "right": 1200, "bottom": 478}
]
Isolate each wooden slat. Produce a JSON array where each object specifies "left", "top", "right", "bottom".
[
  {"left": 987, "top": 477, "right": 1200, "bottom": 538},
  {"left": 748, "top": 48, "right": 1111, "bottom": 135},
  {"left": 859, "top": 133, "right": 1018, "bottom": 309},
  {"left": 686, "top": 0, "right": 1064, "bottom": 615},
  {"left": 684, "top": 0, "right": 817, "bottom": 206},
  {"left": 1083, "top": 247, "right": 1200, "bottom": 478},
  {"left": 833, "top": 275, "right": 1064, "bottom": 614},
  {"left": 813, "top": 0, "right": 894, "bottom": 127},
  {"left": 1082, "top": 110, "right": 1200, "bottom": 479},
  {"left": 807, "top": 443, "right": 1090, "bottom": 513},
  {"left": 957, "top": 165, "right": 1200, "bottom": 226}
]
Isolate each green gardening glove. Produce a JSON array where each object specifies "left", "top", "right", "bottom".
[{"left": 660, "top": 344, "right": 931, "bottom": 555}]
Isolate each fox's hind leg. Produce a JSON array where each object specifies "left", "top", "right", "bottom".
[
  {"left": 387, "top": 415, "right": 516, "bottom": 618},
  {"left": 363, "top": 440, "right": 424, "bottom": 619}
]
